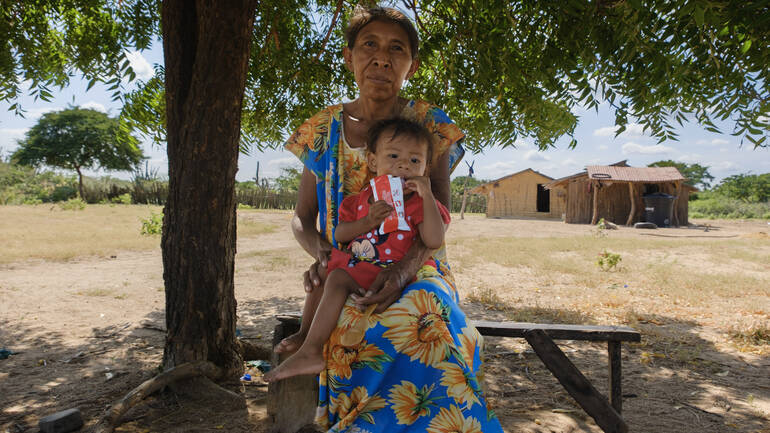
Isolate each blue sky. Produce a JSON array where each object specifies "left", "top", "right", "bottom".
[{"left": 2, "top": 46, "right": 768, "bottom": 186}]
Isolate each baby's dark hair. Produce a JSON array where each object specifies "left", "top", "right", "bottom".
[{"left": 366, "top": 117, "right": 434, "bottom": 166}]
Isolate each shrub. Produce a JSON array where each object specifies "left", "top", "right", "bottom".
[
  {"left": 140, "top": 211, "right": 163, "bottom": 235},
  {"left": 689, "top": 191, "right": 770, "bottom": 219},
  {"left": 51, "top": 185, "right": 77, "bottom": 202},
  {"left": 58, "top": 197, "right": 86, "bottom": 211},
  {"left": 111, "top": 193, "right": 132, "bottom": 205},
  {"left": 597, "top": 250, "right": 622, "bottom": 271}
]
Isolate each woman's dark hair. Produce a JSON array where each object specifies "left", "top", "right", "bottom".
[
  {"left": 345, "top": 6, "right": 419, "bottom": 59},
  {"left": 367, "top": 117, "right": 434, "bottom": 166}
]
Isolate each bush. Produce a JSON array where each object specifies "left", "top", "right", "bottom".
[
  {"left": 597, "top": 250, "right": 622, "bottom": 271},
  {"left": 51, "top": 185, "right": 77, "bottom": 202},
  {"left": 58, "top": 197, "right": 86, "bottom": 210},
  {"left": 140, "top": 211, "right": 163, "bottom": 235},
  {"left": 689, "top": 191, "right": 770, "bottom": 219},
  {"left": 111, "top": 193, "right": 132, "bottom": 205}
]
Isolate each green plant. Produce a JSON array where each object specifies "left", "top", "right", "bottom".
[
  {"left": 111, "top": 193, "right": 132, "bottom": 205},
  {"left": 140, "top": 211, "right": 163, "bottom": 236},
  {"left": 58, "top": 197, "right": 86, "bottom": 211},
  {"left": 592, "top": 218, "right": 609, "bottom": 238},
  {"left": 597, "top": 250, "right": 622, "bottom": 271}
]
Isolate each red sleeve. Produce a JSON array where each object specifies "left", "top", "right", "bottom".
[
  {"left": 338, "top": 193, "right": 360, "bottom": 223},
  {"left": 407, "top": 196, "right": 451, "bottom": 227}
]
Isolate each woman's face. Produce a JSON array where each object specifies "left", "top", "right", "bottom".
[{"left": 344, "top": 20, "right": 419, "bottom": 102}]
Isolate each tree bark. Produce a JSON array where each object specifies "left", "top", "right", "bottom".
[
  {"left": 161, "top": 0, "right": 258, "bottom": 377},
  {"left": 75, "top": 166, "right": 84, "bottom": 200}
]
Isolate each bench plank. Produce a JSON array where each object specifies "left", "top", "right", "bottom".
[{"left": 472, "top": 320, "right": 641, "bottom": 342}]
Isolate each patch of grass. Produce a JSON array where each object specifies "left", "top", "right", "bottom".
[
  {"left": 77, "top": 288, "right": 114, "bottom": 297},
  {"left": 729, "top": 322, "right": 770, "bottom": 346},
  {"left": 237, "top": 218, "right": 277, "bottom": 237},
  {"left": 466, "top": 287, "right": 505, "bottom": 309},
  {"left": 0, "top": 204, "right": 163, "bottom": 263}
]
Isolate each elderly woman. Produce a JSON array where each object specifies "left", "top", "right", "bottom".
[{"left": 283, "top": 6, "right": 503, "bottom": 432}]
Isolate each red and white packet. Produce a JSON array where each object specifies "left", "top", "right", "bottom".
[{"left": 370, "top": 174, "right": 410, "bottom": 234}]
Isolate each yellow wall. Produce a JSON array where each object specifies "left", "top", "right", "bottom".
[{"left": 483, "top": 170, "right": 565, "bottom": 219}]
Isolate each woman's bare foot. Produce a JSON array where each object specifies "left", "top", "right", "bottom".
[
  {"left": 273, "top": 332, "right": 306, "bottom": 354},
  {"left": 262, "top": 349, "right": 325, "bottom": 382}
]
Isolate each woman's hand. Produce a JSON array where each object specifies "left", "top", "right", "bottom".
[
  {"left": 350, "top": 262, "right": 412, "bottom": 313},
  {"left": 304, "top": 236, "right": 332, "bottom": 293}
]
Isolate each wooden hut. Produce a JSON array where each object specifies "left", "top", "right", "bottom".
[
  {"left": 545, "top": 164, "right": 696, "bottom": 226},
  {"left": 471, "top": 168, "right": 566, "bottom": 219}
]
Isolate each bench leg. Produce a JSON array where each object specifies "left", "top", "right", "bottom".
[
  {"left": 525, "top": 329, "right": 628, "bottom": 433},
  {"left": 267, "top": 321, "right": 319, "bottom": 433},
  {"left": 608, "top": 341, "right": 622, "bottom": 414}
]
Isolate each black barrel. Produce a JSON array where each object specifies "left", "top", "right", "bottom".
[{"left": 643, "top": 193, "right": 675, "bottom": 227}]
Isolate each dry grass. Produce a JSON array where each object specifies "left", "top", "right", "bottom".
[{"left": 0, "top": 204, "right": 278, "bottom": 264}]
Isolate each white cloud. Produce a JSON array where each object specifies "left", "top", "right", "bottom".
[
  {"left": 480, "top": 161, "right": 518, "bottom": 179},
  {"left": 125, "top": 51, "right": 155, "bottom": 80},
  {"left": 560, "top": 158, "right": 580, "bottom": 167},
  {"left": 593, "top": 123, "right": 645, "bottom": 138},
  {"left": 26, "top": 107, "right": 60, "bottom": 120},
  {"left": 80, "top": 101, "right": 107, "bottom": 112},
  {"left": 524, "top": 150, "right": 550, "bottom": 162},
  {"left": 709, "top": 138, "right": 729, "bottom": 146},
  {"left": 710, "top": 161, "right": 739, "bottom": 172},
  {"left": 676, "top": 153, "right": 703, "bottom": 164},
  {"left": 0, "top": 128, "right": 29, "bottom": 151},
  {"left": 267, "top": 157, "right": 300, "bottom": 168},
  {"left": 512, "top": 138, "right": 529, "bottom": 148},
  {"left": 597, "top": 144, "right": 609, "bottom": 150},
  {"left": 719, "top": 148, "right": 728, "bottom": 153},
  {"left": 622, "top": 141, "right": 674, "bottom": 155}
]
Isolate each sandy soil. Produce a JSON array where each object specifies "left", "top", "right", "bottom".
[{"left": 1, "top": 211, "right": 768, "bottom": 432}]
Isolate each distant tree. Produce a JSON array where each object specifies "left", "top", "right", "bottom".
[
  {"left": 715, "top": 173, "right": 770, "bottom": 203},
  {"left": 273, "top": 166, "right": 302, "bottom": 193},
  {"left": 451, "top": 176, "right": 486, "bottom": 197},
  {"left": 12, "top": 107, "right": 144, "bottom": 199},
  {"left": 648, "top": 160, "right": 715, "bottom": 189}
]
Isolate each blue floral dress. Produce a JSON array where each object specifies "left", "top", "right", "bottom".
[{"left": 285, "top": 100, "right": 503, "bottom": 433}]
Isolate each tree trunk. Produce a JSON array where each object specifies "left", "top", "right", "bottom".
[
  {"left": 75, "top": 166, "right": 84, "bottom": 200},
  {"left": 161, "top": 0, "right": 258, "bottom": 377}
]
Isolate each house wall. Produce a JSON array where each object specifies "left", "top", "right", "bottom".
[
  {"left": 564, "top": 178, "right": 690, "bottom": 225},
  {"left": 485, "top": 171, "right": 564, "bottom": 219}
]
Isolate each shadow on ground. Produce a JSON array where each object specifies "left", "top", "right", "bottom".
[
  {"left": 2, "top": 296, "right": 768, "bottom": 433},
  {"left": 463, "top": 302, "right": 770, "bottom": 433}
]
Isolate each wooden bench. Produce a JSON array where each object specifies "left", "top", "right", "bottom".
[{"left": 267, "top": 315, "right": 640, "bottom": 433}]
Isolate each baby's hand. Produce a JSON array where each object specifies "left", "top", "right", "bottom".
[
  {"left": 366, "top": 200, "right": 393, "bottom": 225},
  {"left": 404, "top": 176, "right": 432, "bottom": 198}
]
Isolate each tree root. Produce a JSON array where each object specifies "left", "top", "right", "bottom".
[
  {"left": 237, "top": 338, "right": 272, "bottom": 361},
  {"left": 92, "top": 361, "right": 223, "bottom": 433}
]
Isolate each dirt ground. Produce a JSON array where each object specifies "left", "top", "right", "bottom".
[{"left": 1, "top": 211, "right": 769, "bottom": 432}]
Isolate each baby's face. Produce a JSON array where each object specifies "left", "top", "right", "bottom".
[{"left": 368, "top": 133, "right": 428, "bottom": 179}]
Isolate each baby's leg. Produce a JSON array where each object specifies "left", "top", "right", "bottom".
[
  {"left": 274, "top": 264, "right": 327, "bottom": 354},
  {"left": 264, "top": 269, "right": 357, "bottom": 382}
]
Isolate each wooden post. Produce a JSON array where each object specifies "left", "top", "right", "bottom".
[
  {"left": 672, "top": 181, "right": 680, "bottom": 227},
  {"left": 460, "top": 180, "right": 469, "bottom": 220},
  {"left": 608, "top": 341, "right": 623, "bottom": 414},
  {"left": 268, "top": 319, "right": 319, "bottom": 433},
  {"left": 625, "top": 183, "right": 635, "bottom": 226},
  {"left": 590, "top": 180, "right": 600, "bottom": 225},
  {"left": 525, "top": 329, "right": 628, "bottom": 433}
]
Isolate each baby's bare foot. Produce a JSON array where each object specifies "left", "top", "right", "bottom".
[
  {"left": 274, "top": 332, "right": 305, "bottom": 354},
  {"left": 262, "top": 349, "right": 325, "bottom": 382}
]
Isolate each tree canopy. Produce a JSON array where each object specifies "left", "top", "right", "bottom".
[
  {"left": 714, "top": 172, "right": 770, "bottom": 203},
  {"left": 3, "top": 1, "right": 768, "bottom": 152},
  {"left": 648, "top": 160, "right": 714, "bottom": 190},
  {"left": 12, "top": 107, "right": 144, "bottom": 198}
]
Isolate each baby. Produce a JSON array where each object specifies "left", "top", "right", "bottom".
[{"left": 264, "top": 117, "right": 450, "bottom": 382}]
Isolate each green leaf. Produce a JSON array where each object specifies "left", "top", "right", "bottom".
[
  {"left": 741, "top": 40, "right": 752, "bottom": 54},
  {"left": 694, "top": 7, "right": 705, "bottom": 28}
]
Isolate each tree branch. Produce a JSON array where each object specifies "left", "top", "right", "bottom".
[{"left": 290, "top": 0, "right": 343, "bottom": 81}]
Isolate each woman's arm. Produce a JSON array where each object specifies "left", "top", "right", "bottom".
[
  {"left": 292, "top": 167, "right": 332, "bottom": 291},
  {"left": 430, "top": 150, "right": 451, "bottom": 208}
]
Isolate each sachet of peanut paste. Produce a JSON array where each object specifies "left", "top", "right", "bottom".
[{"left": 369, "top": 174, "right": 410, "bottom": 234}]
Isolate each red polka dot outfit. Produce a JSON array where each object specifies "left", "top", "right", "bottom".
[{"left": 328, "top": 185, "right": 451, "bottom": 288}]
